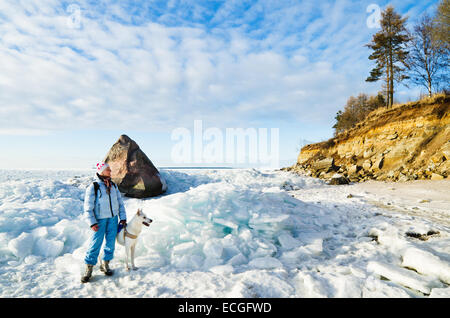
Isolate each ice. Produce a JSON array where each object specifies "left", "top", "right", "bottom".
[
  {"left": 227, "top": 253, "right": 247, "bottom": 266},
  {"left": 23, "top": 255, "right": 42, "bottom": 265},
  {"left": 8, "top": 232, "right": 34, "bottom": 258},
  {"left": 323, "top": 274, "right": 364, "bottom": 298},
  {"left": 247, "top": 238, "right": 277, "bottom": 259},
  {"left": 367, "top": 261, "right": 441, "bottom": 294},
  {"left": 248, "top": 256, "right": 283, "bottom": 269},
  {"left": 231, "top": 271, "right": 295, "bottom": 297},
  {"left": 203, "top": 239, "right": 223, "bottom": 259},
  {"left": 0, "top": 168, "right": 449, "bottom": 297},
  {"left": 211, "top": 217, "right": 238, "bottom": 231},
  {"left": 368, "top": 227, "right": 407, "bottom": 251},
  {"left": 303, "top": 238, "right": 323, "bottom": 255},
  {"left": 362, "top": 275, "right": 413, "bottom": 298},
  {"left": 292, "top": 272, "right": 329, "bottom": 297},
  {"left": 429, "top": 288, "right": 450, "bottom": 298},
  {"left": 172, "top": 241, "right": 196, "bottom": 254},
  {"left": 401, "top": 247, "right": 450, "bottom": 284},
  {"left": 209, "top": 264, "right": 233, "bottom": 275},
  {"left": 34, "top": 237, "right": 64, "bottom": 258},
  {"left": 278, "top": 233, "right": 301, "bottom": 250},
  {"left": 54, "top": 253, "right": 83, "bottom": 275}
]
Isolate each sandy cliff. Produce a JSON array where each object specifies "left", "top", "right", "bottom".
[{"left": 286, "top": 95, "right": 450, "bottom": 182}]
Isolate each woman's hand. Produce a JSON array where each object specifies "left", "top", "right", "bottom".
[{"left": 91, "top": 224, "right": 99, "bottom": 232}]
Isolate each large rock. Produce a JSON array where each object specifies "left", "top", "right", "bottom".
[
  {"left": 312, "top": 157, "right": 334, "bottom": 172},
  {"left": 328, "top": 174, "right": 350, "bottom": 185},
  {"left": 104, "top": 135, "right": 167, "bottom": 198},
  {"left": 373, "top": 156, "right": 384, "bottom": 170},
  {"left": 362, "top": 159, "right": 372, "bottom": 171},
  {"left": 430, "top": 173, "right": 444, "bottom": 180},
  {"left": 348, "top": 164, "right": 361, "bottom": 175}
]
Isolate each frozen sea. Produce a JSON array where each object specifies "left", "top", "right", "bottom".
[{"left": 0, "top": 168, "right": 449, "bottom": 297}]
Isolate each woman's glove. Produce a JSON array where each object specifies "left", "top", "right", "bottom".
[
  {"left": 91, "top": 223, "right": 99, "bottom": 232},
  {"left": 120, "top": 220, "right": 127, "bottom": 226}
]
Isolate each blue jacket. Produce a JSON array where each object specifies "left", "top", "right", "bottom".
[{"left": 83, "top": 174, "right": 127, "bottom": 226}]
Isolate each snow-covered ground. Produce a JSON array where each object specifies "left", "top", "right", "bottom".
[{"left": 0, "top": 168, "right": 449, "bottom": 297}]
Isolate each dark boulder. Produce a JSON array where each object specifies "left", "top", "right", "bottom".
[
  {"left": 328, "top": 174, "right": 350, "bottom": 185},
  {"left": 104, "top": 134, "right": 167, "bottom": 198}
]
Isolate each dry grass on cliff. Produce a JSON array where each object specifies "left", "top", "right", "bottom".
[
  {"left": 301, "top": 92, "right": 450, "bottom": 152},
  {"left": 369, "top": 92, "right": 449, "bottom": 116}
]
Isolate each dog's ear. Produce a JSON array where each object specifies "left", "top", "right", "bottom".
[{"left": 137, "top": 209, "right": 141, "bottom": 216}]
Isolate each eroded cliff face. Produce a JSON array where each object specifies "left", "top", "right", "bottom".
[{"left": 287, "top": 95, "right": 450, "bottom": 182}]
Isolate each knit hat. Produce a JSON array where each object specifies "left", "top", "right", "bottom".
[{"left": 96, "top": 162, "right": 110, "bottom": 174}]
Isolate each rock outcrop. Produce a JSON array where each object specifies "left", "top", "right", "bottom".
[
  {"left": 285, "top": 95, "right": 450, "bottom": 183},
  {"left": 104, "top": 134, "right": 167, "bottom": 198}
]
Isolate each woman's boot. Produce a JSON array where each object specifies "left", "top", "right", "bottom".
[
  {"left": 81, "top": 264, "right": 94, "bottom": 283},
  {"left": 100, "top": 260, "right": 113, "bottom": 276}
]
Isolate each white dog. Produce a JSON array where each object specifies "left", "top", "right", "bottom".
[{"left": 116, "top": 208, "right": 152, "bottom": 270}]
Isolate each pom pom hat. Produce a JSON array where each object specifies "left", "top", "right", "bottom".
[{"left": 96, "top": 162, "right": 110, "bottom": 174}]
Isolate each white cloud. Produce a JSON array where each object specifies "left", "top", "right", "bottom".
[{"left": 0, "top": 0, "right": 433, "bottom": 136}]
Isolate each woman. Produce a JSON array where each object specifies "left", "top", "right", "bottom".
[{"left": 81, "top": 162, "right": 127, "bottom": 283}]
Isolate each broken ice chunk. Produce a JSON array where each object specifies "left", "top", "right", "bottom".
[
  {"left": 249, "top": 256, "right": 283, "bottom": 269},
  {"left": 401, "top": 247, "right": 450, "bottom": 284},
  {"left": 367, "top": 261, "right": 441, "bottom": 294},
  {"left": 278, "top": 233, "right": 301, "bottom": 250}
]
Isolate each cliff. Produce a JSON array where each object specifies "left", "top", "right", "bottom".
[{"left": 286, "top": 94, "right": 450, "bottom": 183}]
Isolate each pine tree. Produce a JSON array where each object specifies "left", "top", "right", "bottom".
[
  {"left": 433, "top": 0, "right": 450, "bottom": 51},
  {"left": 366, "top": 6, "right": 410, "bottom": 108}
]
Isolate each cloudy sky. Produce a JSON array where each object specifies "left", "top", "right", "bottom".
[{"left": 0, "top": 0, "right": 441, "bottom": 169}]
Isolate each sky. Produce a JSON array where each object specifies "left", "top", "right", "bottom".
[{"left": 0, "top": 0, "right": 442, "bottom": 169}]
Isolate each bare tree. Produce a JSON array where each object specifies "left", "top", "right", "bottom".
[
  {"left": 333, "top": 93, "right": 385, "bottom": 135},
  {"left": 407, "top": 14, "right": 449, "bottom": 97}
]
